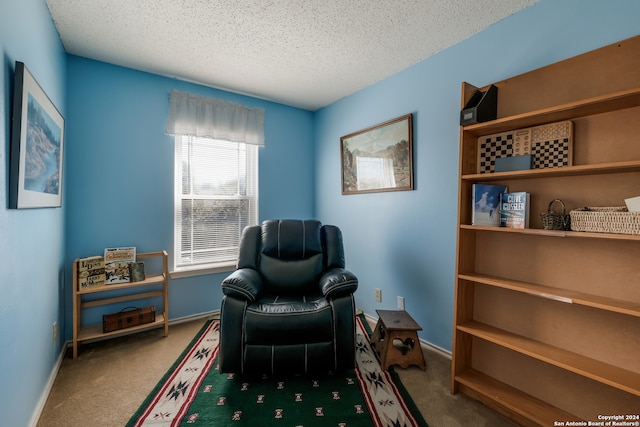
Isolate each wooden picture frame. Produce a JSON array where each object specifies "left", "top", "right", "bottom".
[
  {"left": 341, "top": 114, "right": 413, "bottom": 195},
  {"left": 9, "top": 61, "right": 65, "bottom": 209}
]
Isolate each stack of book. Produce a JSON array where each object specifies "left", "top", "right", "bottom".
[{"left": 77, "top": 256, "right": 106, "bottom": 290}]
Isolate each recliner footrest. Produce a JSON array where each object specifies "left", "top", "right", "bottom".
[{"left": 243, "top": 342, "right": 334, "bottom": 374}]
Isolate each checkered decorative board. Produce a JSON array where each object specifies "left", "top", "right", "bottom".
[{"left": 477, "top": 120, "right": 573, "bottom": 173}]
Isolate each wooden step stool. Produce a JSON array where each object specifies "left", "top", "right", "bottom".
[{"left": 371, "top": 309, "right": 426, "bottom": 371}]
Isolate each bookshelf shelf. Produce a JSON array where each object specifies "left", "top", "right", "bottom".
[
  {"left": 462, "top": 159, "right": 640, "bottom": 182},
  {"left": 454, "top": 369, "right": 576, "bottom": 427},
  {"left": 460, "top": 224, "right": 640, "bottom": 242},
  {"left": 458, "top": 321, "right": 640, "bottom": 396},
  {"left": 77, "top": 312, "right": 167, "bottom": 342},
  {"left": 76, "top": 273, "right": 165, "bottom": 295},
  {"left": 72, "top": 250, "right": 169, "bottom": 358},
  {"left": 462, "top": 86, "right": 640, "bottom": 138},
  {"left": 458, "top": 273, "right": 640, "bottom": 318},
  {"left": 452, "top": 35, "right": 640, "bottom": 425}
]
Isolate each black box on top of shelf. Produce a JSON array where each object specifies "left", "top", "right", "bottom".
[{"left": 460, "top": 84, "right": 498, "bottom": 126}]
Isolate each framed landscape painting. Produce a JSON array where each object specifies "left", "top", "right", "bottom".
[
  {"left": 9, "top": 61, "right": 65, "bottom": 209},
  {"left": 341, "top": 114, "right": 413, "bottom": 195}
]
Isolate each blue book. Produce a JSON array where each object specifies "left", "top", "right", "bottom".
[
  {"left": 500, "top": 192, "right": 530, "bottom": 229},
  {"left": 472, "top": 184, "right": 508, "bottom": 226}
]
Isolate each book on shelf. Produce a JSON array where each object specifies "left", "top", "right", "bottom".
[
  {"left": 472, "top": 183, "right": 508, "bottom": 226},
  {"left": 78, "top": 267, "right": 105, "bottom": 279},
  {"left": 77, "top": 255, "right": 106, "bottom": 290},
  {"left": 625, "top": 195, "right": 640, "bottom": 212},
  {"left": 104, "top": 247, "right": 136, "bottom": 284},
  {"left": 79, "top": 273, "right": 106, "bottom": 289},
  {"left": 500, "top": 192, "right": 530, "bottom": 229},
  {"left": 78, "top": 255, "right": 104, "bottom": 271},
  {"left": 129, "top": 261, "right": 146, "bottom": 282}
]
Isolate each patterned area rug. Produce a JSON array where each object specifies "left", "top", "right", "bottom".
[{"left": 127, "top": 315, "right": 428, "bottom": 426}]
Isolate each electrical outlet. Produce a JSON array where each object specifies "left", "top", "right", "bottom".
[
  {"left": 397, "top": 296, "right": 405, "bottom": 310},
  {"left": 52, "top": 321, "right": 57, "bottom": 342},
  {"left": 374, "top": 288, "right": 382, "bottom": 302}
]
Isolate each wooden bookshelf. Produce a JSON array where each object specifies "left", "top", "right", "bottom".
[
  {"left": 451, "top": 35, "right": 640, "bottom": 425},
  {"left": 72, "top": 250, "right": 169, "bottom": 358}
]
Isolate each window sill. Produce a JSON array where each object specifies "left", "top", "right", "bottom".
[{"left": 170, "top": 263, "right": 235, "bottom": 279}]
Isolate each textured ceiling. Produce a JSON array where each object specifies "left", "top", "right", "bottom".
[{"left": 45, "top": 0, "right": 537, "bottom": 110}]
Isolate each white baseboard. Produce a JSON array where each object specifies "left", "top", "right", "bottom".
[
  {"left": 422, "top": 339, "right": 452, "bottom": 360},
  {"left": 28, "top": 342, "right": 67, "bottom": 427},
  {"left": 169, "top": 310, "right": 220, "bottom": 324}
]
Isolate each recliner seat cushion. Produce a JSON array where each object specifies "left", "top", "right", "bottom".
[{"left": 244, "top": 295, "right": 333, "bottom": 345}]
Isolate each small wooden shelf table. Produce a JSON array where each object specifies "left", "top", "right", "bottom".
[
  {"left": 72, "top": 250, "right": 169, "bottom": 358},
  {"left": 371, "top": 309, "right": 426, "bottom": 371}
]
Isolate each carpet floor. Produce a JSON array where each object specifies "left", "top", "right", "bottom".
[{"left": 37, "top": 316, "right": 519, "bottom": 427}]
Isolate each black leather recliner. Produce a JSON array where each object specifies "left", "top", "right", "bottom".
[{"left": 219, "top": 219, "right": 358, "bottom": 375}]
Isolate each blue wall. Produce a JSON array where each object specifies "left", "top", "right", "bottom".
[
  {"left": 64, "top": 56, "right": 315, "bottom": 335},
  {"left": 2, "top": 0, "right": 640, "bottom": 425},
  {"left": 0, "top": 1, "right": 67, "bottom": 426},
  {"left": 314, "top": 0, "right": 640, "bottom": 351}
]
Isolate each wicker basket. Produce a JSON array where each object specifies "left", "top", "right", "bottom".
[
  {"left": 569, "top": 206, "right": 640, "bottom": 235},
  {"left": 540, "top": 199, "right": 571, "bottom": 230}
]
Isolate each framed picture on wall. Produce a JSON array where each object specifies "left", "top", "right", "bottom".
[
  {"left": 340, "top": 113, "right": 413, "bottom": 195},
  {"left": 9, "top": 61, "right": 65, "bottom": 209}
]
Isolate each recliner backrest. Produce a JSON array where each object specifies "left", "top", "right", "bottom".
[{"left": 259, "top": 219, "right": 324, "bottom": 294}]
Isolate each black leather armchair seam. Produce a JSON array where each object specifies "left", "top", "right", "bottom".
[{"left": 246, "top": 305, "right": 331, "bottom": 316}]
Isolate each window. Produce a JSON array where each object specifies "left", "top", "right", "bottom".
[
  {"left": 166, "top": 90, "right": 263, "bottom": 275},
  {"left": 173, "top": 135, "right": 258, "bottom": 273}
]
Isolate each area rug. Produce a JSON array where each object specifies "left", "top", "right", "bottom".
[{"left": 127, "top": 315, "right": 428, "bottom": 427}]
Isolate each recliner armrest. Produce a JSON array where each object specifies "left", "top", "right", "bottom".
[
  {"left": 319, "top": 268, "right": 358, "bottom": 298},
  {"left": 221, "top": 268, "right": 263, "bottom": 302}
]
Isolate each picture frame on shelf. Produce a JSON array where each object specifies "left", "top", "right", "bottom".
[
  {"left": 9, "top": 61, "right": 65, "bottom": 209},
  {"left": 340, "top": 114, "right": 413, "bottom": 195}
]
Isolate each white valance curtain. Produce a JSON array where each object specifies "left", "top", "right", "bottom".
[{"left": 166, "top": 90, "right": 265, "bottom": 146}]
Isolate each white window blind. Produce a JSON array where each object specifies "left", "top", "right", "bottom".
[
  {"left": 174, "top": 135, "right": 258, "bottom": 271},
  {"left": 167, "top": 91, "right": 262, "bottom": 274}
]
